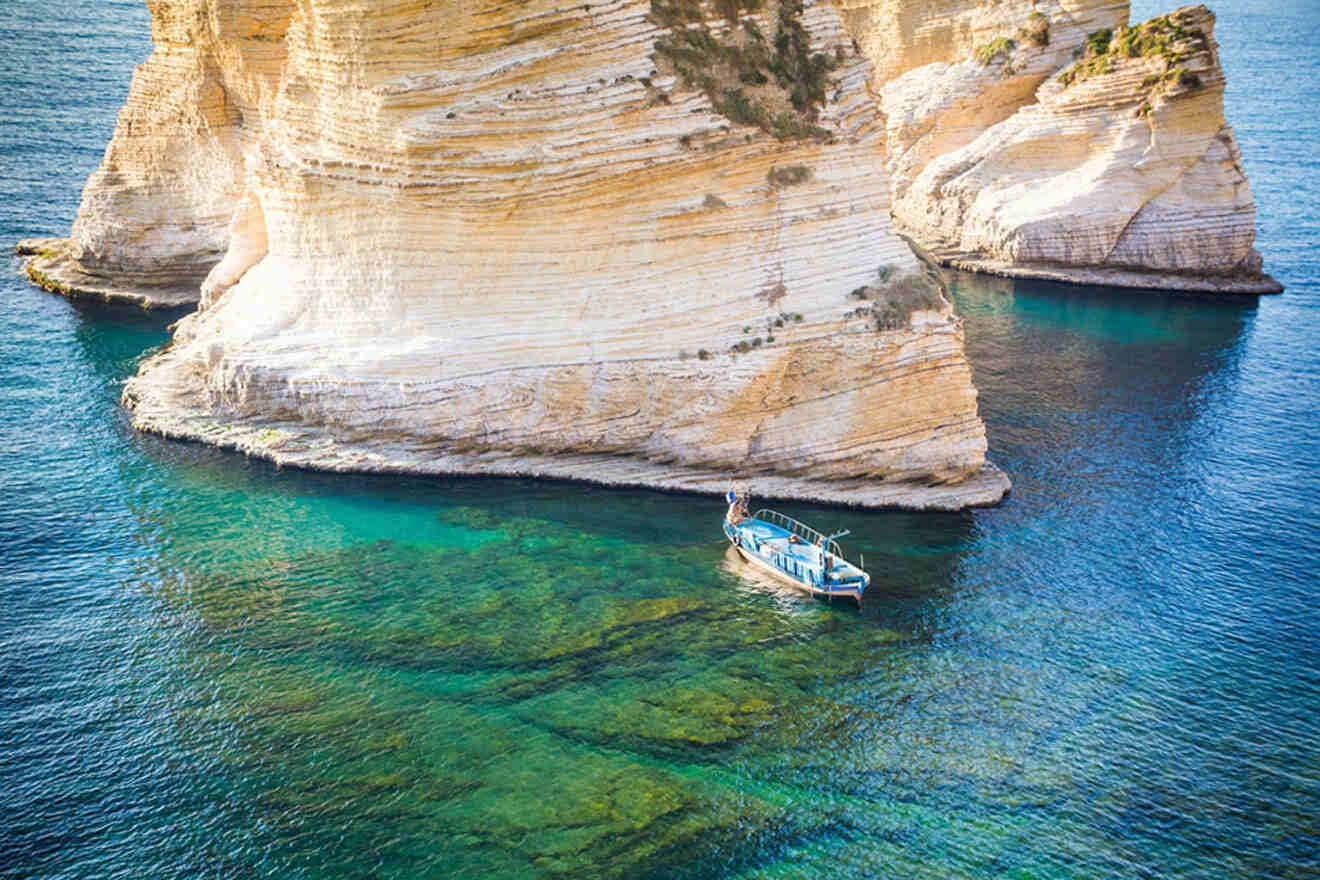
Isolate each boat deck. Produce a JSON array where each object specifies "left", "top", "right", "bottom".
[
  {"left": 741, "top": 521, "right": 819, "bottom": 562},
  {"left": 726, "top": 514, "right": 867, "bottom": 602}
]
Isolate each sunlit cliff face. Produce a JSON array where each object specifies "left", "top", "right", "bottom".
[
  {"left": 101, "top": 0, "right": 1005, "bottom": 508},
  {"left": 24, "top": 0, "right": 1274, "bottom": 503},
  {"left": 881, "top": 4, "right": 1277, "bottom": 292}
]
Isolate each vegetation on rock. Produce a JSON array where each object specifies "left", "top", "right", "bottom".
[
  {"left": 847, "top": 271, "right": 946, "bottom": 331},
  {"left": 651, "top": 0, "right": 838, "bottom": 142},
  {"left": 1019, "top": 11, "right": 1050, "bottom": 48},
  {"left": 26, "top": 263, "right": 72, "bottom": 296},
  {"left": 974, "top": 17, "right": 1048, "bottom": 77},
  {"left": 975, "top": 36, "right": 1016, "bottom": 66},
  {"left": 1059, "top": 13, "right": 1209, "bottom": 95},
  {"left": 727, "top": 311, "right": 801, "bottom": 355},
  {"left": 766, "top": 164, "right": 812, "bottom": 188}
]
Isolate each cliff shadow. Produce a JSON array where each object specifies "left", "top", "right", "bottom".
[{"left": 947, "top": 268, "right": 1258, "bottom": 498}]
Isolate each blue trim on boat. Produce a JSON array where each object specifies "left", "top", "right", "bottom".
[{"left": 722, "top": 499, "right": 868, "bottom": 603}]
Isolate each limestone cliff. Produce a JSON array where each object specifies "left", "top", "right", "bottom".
[
  {"left": 878, "top": 4, "right": 1280, "bottom": 292},
  {"left": 21, "top": 0, "right": 1277, "bottom": 306},
  {"left": 17, "top": 0, "right": 1282, "bottom": 504},
  {"left": 92, "top": 0, "right": 1010, "bottom": 509},
  {"left": 874, "top": 0, "right": 1128, "bottom": 205},
  {"left": 20, "top": 1, "right": 289, "bottom": 307},
  {"left": 840, "top": 0, "right": 1127, "bottom": 88}
]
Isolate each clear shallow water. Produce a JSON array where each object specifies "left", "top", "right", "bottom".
[{"left": 2, "top": 0, "right": 1318, "bottom": 877}]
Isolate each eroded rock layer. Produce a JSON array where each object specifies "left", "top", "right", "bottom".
[
  {"left": 841, "top": 0, "right": 1128, "bottom": 88},
  {"left": 880, "top": 4, "right": 1280, "bottom": 292},
  {"left": 19, "top": 0, "right": 290, "bottom": 306},
  {"left": 115, "top": 0, "right": 1008, "bottom": 508}
]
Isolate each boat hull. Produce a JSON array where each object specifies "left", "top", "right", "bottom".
[{"left": 724, "top": 520, "right": 865, "bottom": 603}]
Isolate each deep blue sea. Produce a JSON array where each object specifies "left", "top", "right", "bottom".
[{"left": 2, "top": 0, "right": 1317, "bottom": 877}]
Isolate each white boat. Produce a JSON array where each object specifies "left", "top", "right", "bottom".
[{"left": 722, "top": 491, "right": 869, "bottom": 603}]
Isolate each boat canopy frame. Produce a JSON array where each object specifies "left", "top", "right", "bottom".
[{"left": 749, "top": 508, "right": 846, "bottom": 558}]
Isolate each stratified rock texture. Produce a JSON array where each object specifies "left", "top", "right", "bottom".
[
  {"left": 115, "top": 0, "right": 1009, "bottom": 509},
  {"left": 22, "top": 0, "right": 1279, "bottom": 307},
  {"left": 876, "top": 0, "right": 1129, "bottom": 205},
  {"left": 840, "top": 0, "right": 1128, "bottom": 87},
  {"left": 882, "top": 5, "right": 1280, "bottom": 292},
  {"left": 17, "top": 0, "right": 289, "bottom": 306}
]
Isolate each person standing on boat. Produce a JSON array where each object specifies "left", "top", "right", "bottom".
[
  {"left": 725, "top": 490, "right": 748, "bottom": 525},
  {"left": 817, "top": 535, "right": 833, "bottom": 572}
]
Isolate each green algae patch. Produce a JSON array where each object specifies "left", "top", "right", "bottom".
[
  {"left": 503, "top": 618, "right": 909, "bottom": 758},
  {"left": 423, "top": 588, "right": 721, "bottom": 668},
  {"left": 26, "top": 262, "right": 73, "bottom": 296},
  {"left": 435, "top": 504, "right": 503, "bottom": 530},
  {"left": 631, "top": 684, "right": 779, "bottom": 743},
  {"left": 528, "top": 677, "right": 788, "bottom": 750}
]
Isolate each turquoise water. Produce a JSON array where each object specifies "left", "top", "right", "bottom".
[{"left": 2, "top": 0, "right": 1318, "bottom": 877}]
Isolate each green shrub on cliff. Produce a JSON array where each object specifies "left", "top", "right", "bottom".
[
  {"left": 1058, "top": 27, "right": 1117, "bottom": 87},
  {"left": 1019, "top": 11, "right": 1049, "bottom": 47},
  {"left": 651, "top": 0, "right": 837, "bottom": 143},
  {"left": 718, "top": 88, "right": 768, "bottom": 127},
  {"left": 975, "top": 37, "right": 1016, "bottom": 66},
  {"left": 766, "top": 164, "right": 811, "bottom": 188},
  {"left": 1087, "top": 27, "right": 1114, "bottom": 55},
  {"left": 1059, "top": 16, "right": 1206, "bottom": 92},
  {"left": 846, "top": 272, "right": 946, "bottom": 331}
]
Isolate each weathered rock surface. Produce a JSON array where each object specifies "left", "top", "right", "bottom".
[
  {"left": 876, "top": 0, "right": 1128, "bottom": 204},
  {"left": 16, "top": 237, "right": 199, "bottom": 308},
  {"left": 17, "top": 0, "right": 289, "bottom": 307},
  {"left": 18, "top": 0, "right": 1282, "bottom": 506},
  {"left": 108, "top": 0, "right": 1009, "bottom": 509},
  {"left": 841, "top": 0, "right": 1128, "bottom": 87},
  {"left": 880, "top": 5, "right": 1280, "bottom": 292}
]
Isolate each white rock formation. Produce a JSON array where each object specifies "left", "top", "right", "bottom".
[
  {"left": 877, "top": 0, "right": 1128, "bottom": 204},
  {"left": 839, "top": 0, "right": 1128, "bottom": 87},
  {"left": 21, "top": 0, "right": 1277, "bottom": 306},
  {"left": 18, "top": 0, "right": 288, "bottom": 306},
  {"left": 880, "top": 5, "right": 1280, "bottom": 292},
  {"left": 105, "top": 0, "right": 1010, "bottom": 509},
  {"left": 20, "top": 0, "right": 1281, "bottom": 506}
]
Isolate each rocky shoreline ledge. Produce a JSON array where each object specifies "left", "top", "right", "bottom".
[
  {"left": 931, "top": 249, "right": 1283, "bottom": 295},
  {"left": 16, "top": 238, "right": 203, "bottom": 309},
  {"left": 123, "top": 392, "right": 1012, "bottom": 510}
]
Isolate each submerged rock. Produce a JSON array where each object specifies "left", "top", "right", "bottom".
[{"left": 148, "top": 524, "right": 895, "bottom": 878}]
